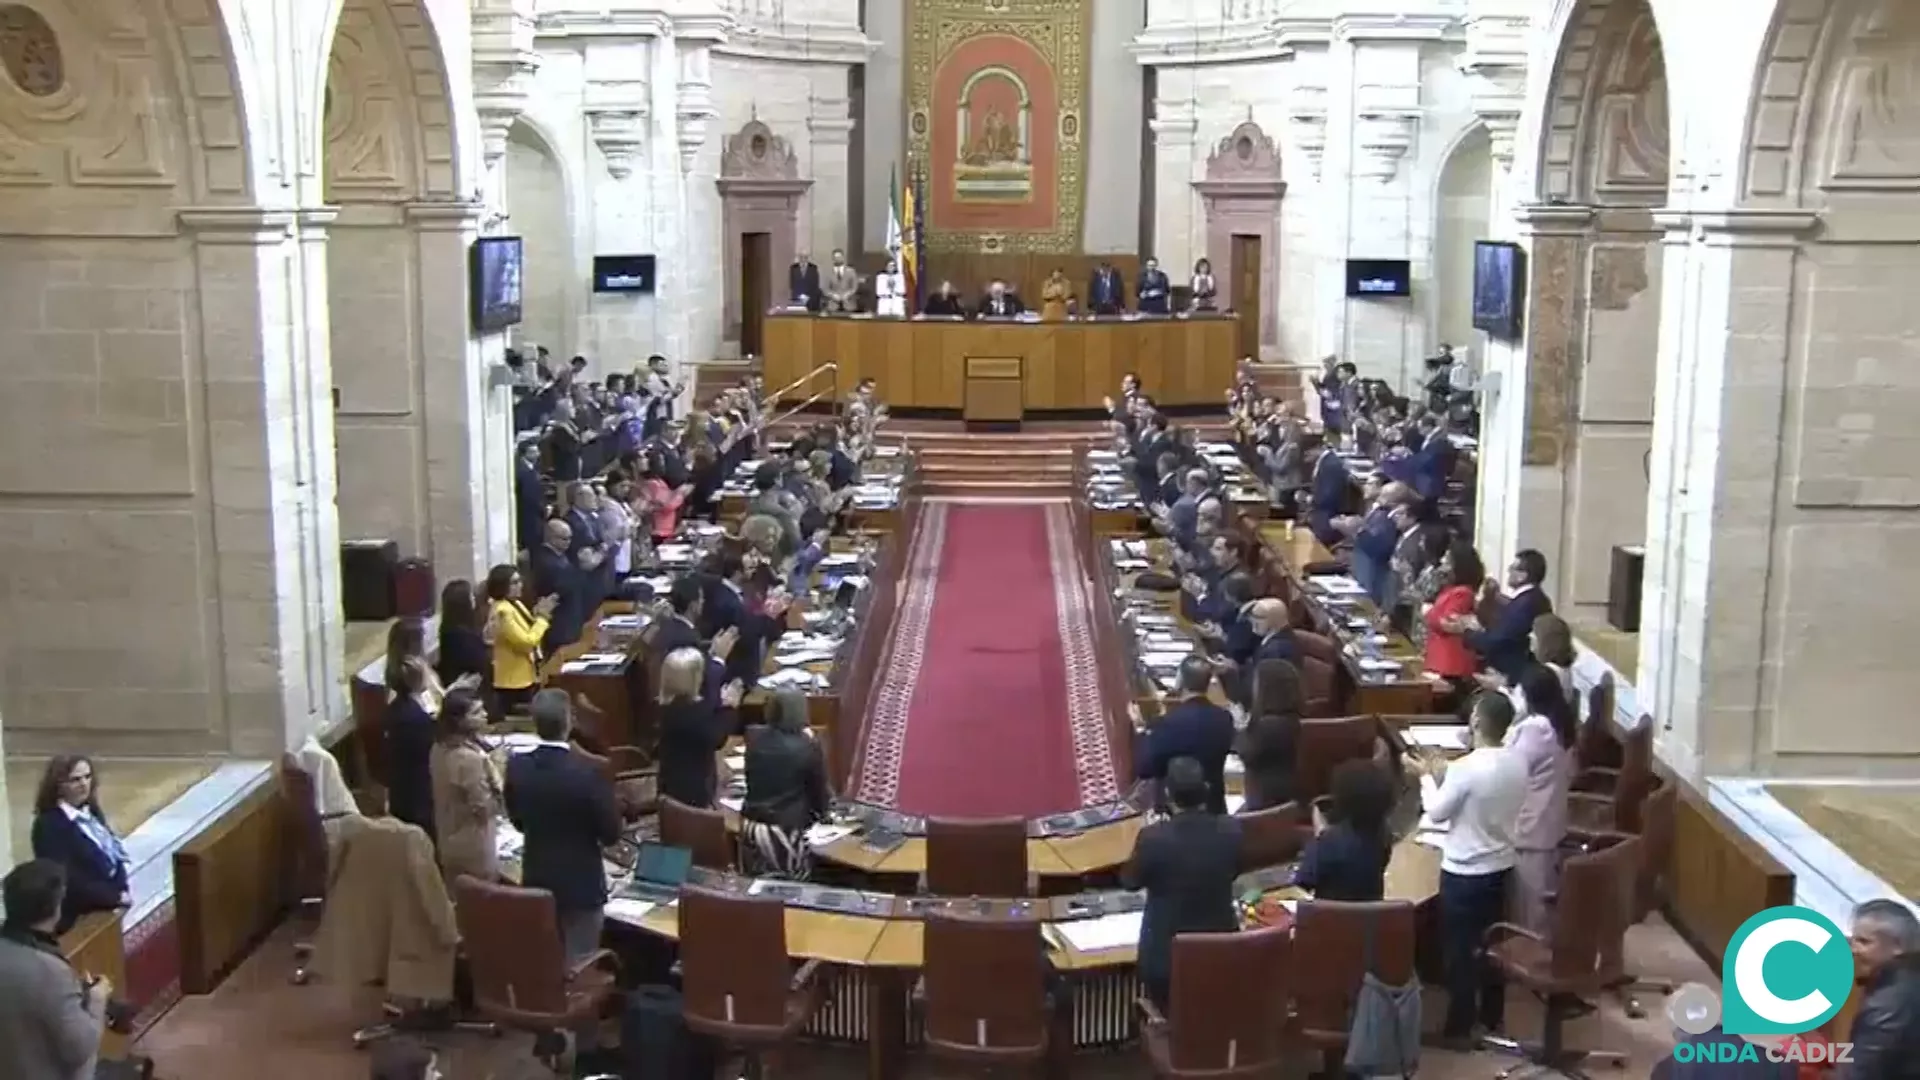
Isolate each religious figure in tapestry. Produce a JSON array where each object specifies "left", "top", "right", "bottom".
[{"left": 954, "top": 69, "right": 1032, "bottom": 201}]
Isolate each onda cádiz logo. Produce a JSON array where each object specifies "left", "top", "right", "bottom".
[{"left": 1666, "top": 905, "right": 1858, "bottom": 1065}]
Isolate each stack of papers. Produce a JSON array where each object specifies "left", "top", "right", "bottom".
[
  {"left": 805, "top": 823, "right": 855, "bottom": 846},
  {"left": 759, "top": 668, "right": 818, "bottom": 690},
  {"left": 1047, "top": 911, "right": 1143, "bottom": 953},
  {"left": 607, "top": 898, "right": 659, "bottom": 924},
  {"left": 1404, "top": 725, "right": 1470, "bottom": 751}
]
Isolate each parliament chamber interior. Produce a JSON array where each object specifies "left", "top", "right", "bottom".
[{"left": 2, "top": 0, "right": 1919, "bottom": 1077}]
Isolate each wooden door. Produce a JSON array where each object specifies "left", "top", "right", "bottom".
[
  {"left": 1230, "top": 233, "right": 1262, "bottom": 361},
  {"left": 741, "top": 231, "right": 771, "bottom": 358}
]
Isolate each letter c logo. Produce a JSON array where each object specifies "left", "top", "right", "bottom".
[
  {"left": 1721, "top": 906, "right": 1854, "bottom": 1035},
  {"left": 1734, "top": 917, "right": 1834, "bottom": 1027}
]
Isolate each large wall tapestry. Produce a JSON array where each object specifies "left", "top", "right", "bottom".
[{"left": 906, "top": 0, "right": 1090, "bottom": 255}]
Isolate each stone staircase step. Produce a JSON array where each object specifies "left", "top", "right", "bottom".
[{"left": 923, "top": 478, "right": 1074, "bottom": 496}]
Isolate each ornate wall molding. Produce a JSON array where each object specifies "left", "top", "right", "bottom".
[
  {"left": 324, "top": 3, "right": 412, "bottom": 197},
  {"left": 675, "top": 16, "right": 726, "bottom": 173},
  {"left": 717, "top": 119, "right": 810, "bottom": 341},
  {"left": 1353, "top": 109, "right": 1420, "bottom": 181},
  {"left": 1457, "top": 9, "right": 1529, "bottom": 169},
  {"left": 471, "top": 0, "right": 541, "bottom": 170},
  {"left": 1815, "top": 2, "right": 1920, "bottom": 193},
  {"left": 1286, "top": 86, "right": 1327, "bottom": 180},
  {"left": 716, "top": 0, "right": 873, "bottom": 66},
  {"left": 0, "top": 0, "right": 176, "bottom": 189},
  {"left": 1195, "top": 121, "right": 1285, "bottom": 348}
]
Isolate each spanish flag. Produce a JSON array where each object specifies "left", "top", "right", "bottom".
[{"left": 892, "top": 164, "right": 921, "bottom": 308}]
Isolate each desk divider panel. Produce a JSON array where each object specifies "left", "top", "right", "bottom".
[{"left": 173, "top": 783, "right": 292, "bottom": 994}]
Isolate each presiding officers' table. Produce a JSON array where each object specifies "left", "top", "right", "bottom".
[{"left": 763, "top": 313, "right": 1238, "bottom": 415}]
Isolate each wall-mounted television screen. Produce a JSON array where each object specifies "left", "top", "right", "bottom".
[
  {"left": 593, "top": 254, "right": 657, "bottom": 294},
  {"left": 470, "top": 236, "right": 524, "bottom": 334},
  {"left": 1472, "top": 240, "right": 1526, "bottom": 340},
  {"left": 1345, "top": 258, "right": 1411, "bottom": 298}
]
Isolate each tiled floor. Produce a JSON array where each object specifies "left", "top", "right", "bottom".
[{"left": 137, "top": 917, "right": 1710, "bottom": 1078}]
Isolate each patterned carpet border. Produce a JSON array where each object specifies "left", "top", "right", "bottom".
[
  {"left": 852, "top": 500, "right": 950, "bottom": 806},
  {"left": 1045, "top": 502, "right": 1121, "bottom": 804}
]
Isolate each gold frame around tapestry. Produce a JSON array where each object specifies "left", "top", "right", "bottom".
[{"left": 905, "top": 0, "right": 1091, "bottom": 256}]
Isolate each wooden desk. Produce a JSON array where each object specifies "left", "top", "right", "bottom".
[{"left": 762, "top": 315, "right": 1237, "bottom": 413}]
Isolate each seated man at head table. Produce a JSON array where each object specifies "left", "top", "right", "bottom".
[
  {"left": 1135, "top": 656, "right": 1236, "bottom": 816},
  {"left": 1292, "top": 758, "right": 1397, "bottom": 902},
  {"left": 504, "top": 691, "right": 623, "bottom": 977},
  {"left": 976, "top": 278, "right": 1025, "bottom": 318},
  {"left": 922, "top": 279, "right": 965, "bottom": 317},
  {"left": 1124, "top": 757, "right": 1243, "bottom": 1010},
  {"left": 1403, "top": 691, "right": 1527, "bottom": 1049}
]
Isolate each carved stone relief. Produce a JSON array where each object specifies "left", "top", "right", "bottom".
[
  {"left": 1821, "top": 1, "right": 1920, "bottom": 189},
  {"left": 324, "top": 4, "right": 411, "bottom": 196},
  {"left": 1589, "top": 5, "right": 1669, "bottom": 200},
  {"left": 0, "top": 0, "right": 175, "bottom": 188},
  {"left": 1589, "top": 244, "right": 1650, "bottom": 312},
  {"left": 720, "top": 118, "right": 802, "bottom": 182}
]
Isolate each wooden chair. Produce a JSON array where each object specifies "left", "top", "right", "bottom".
[
  {"left": 1139, "top": 926, "right": 1293, "bottom": 1077},
  {"left": 679, "top": 887, "right": 826, "bottom": 1078},
  {"left": 1571, "top": 776, "right": 1680, "bottom": 1019},
  {"left": 1482, "top": 836, "right": 1641, "bottom": 1075},
  {"left": 1575, "top": 671, "right": 1621, "bottom": 772},
  {"left": 1236, "top": 802, "right": 1312, "bottom": 874},
  {"left": 453, "top": 878, "right": 612, "bottom": 1067},
  {"left": 1294, "top": 716, "right": 1381, "bottom": 804},
  {"left": 1571, "top": 717, "right": 1655, "bottom": 834},
  {"left": 921, "top": 914, "right": 1064, "bottom": 1074},
  {"left": 1291, "top": 900, "right": 1418, "bottom": 1075},
  {"left": 659, "top": 797, "right": 734, "bottom": 871},
  {"left": 925, "top": 816, "right": 1031, "bottom": 896}
]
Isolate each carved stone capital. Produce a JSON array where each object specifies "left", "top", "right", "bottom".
[
  {"left": 586, "top": 103, "right": 649, "bottom": 179},
  {"left": 1147, "top": 111, "right": 1198, "bottom": 148},
  {"left": 1512, "top": 202, "right": 1598, "bottom": 237},
  {"left": 807, "top": 115, "right": 856, "bottom": 147},
  {"left": 1353, "top": 109, "right": 1419, "bottom": 182}
]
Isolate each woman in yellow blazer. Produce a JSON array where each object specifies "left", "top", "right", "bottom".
[
  {"left": 1040, "top": 267, "right": 1072, "bottom": 321},
  {"left": 484, "top": 562, "right": 553, "bottom": 714}
]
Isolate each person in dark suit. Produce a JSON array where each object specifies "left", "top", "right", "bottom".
[
  {"left": 788, "top": 253, "right": 822, "bottom": 312},
  {"left": 436, "top": 578, "right": 489, "bottom": 690},
  {"left": 504, "top": 690, "right": 623, "bottom": 964},
  {"left": 1235, "top": 659, "right": 1304, "bottom": 812},
  {"left": 1301, "top": 441, "right": 1352, "bottom": 548},
  {"left": 922, "top": 280, "right": 965, "bottom": 317},
  {"left": 1464, "top": 548, "right": 1553, "bottom": 683},
  {"left": 654, "top": 647, "right": 739, "bottom": 808},
  {"left": 1088, "top": 260, "right": 1125, "bottom": 315},
  {"left": 1123, "top": 757, "right": 1243, "bottom": 1009},
  {"left": 739, "top": 690, "right": 834, "bottom": 879},
  {"left": 1136, "top": 657, "right": 1236, "bottom": 815},
  {"left": 529, "top": 518, "right": 592, "bottom": 653},
  {"left": 700, "top": 544, "right": 791, "bottom": 687},
  {"left": 383, "top": 658, "right": 439, "bottom": 841},
  {"left": 1294, "top": 759, "right": 1396, "bottom": 901},
  {"left": 976, "top": 279, "right": 1024, "bottom": 318},
  {"left": 28, "top": 756, "right": 130, "bottom": 932},
  {"left": 1245, "top": 598, "right": 1299, "bottom": 667},
  {"left": 1843, "top": 899, "right": 1920, "bottom": 1077},
  {"left": 1136, "top": 257, "right": 1171, "bottom": 315},
  {"left": 514, "top": 439, "right": 545, "bottom": 554}
]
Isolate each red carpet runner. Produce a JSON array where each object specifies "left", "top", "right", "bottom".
[{"left": 854, "top": 500, "right": 1120, "bottom": 818}]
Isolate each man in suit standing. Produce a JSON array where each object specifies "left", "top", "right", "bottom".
[
  {"left": 1464, "top": 548, "right": 1553, "bottom": 684},
  {"left": 514, "top": 439, "right": 545, "bottom": 554},
  {"left": 1136, "top": 658, "right": 1236, "bottom": 814},
  {"left": 1123, "top": 757, "right": 1242, "bottom": 1009},
  {"left": 1088, "top": 260, "right": 1125, "bottom": 315},
  {"left": 1136, "top": 257, "right": 1171, "bottom": 315},
  {"left": 530, "top": 519, "right": 592, "bottom": 653},
  {"left": 505, "top": 690, "right": 622, "bottom": 963},
  {"left": 822, "top": 249, "right": 860, "bottom": 313},
  {"left": 1301, "top": 441, "right": 1351, "bottom": 548},
  {"left": 788, "top": 252, "right": 822, "bottom": 312}
]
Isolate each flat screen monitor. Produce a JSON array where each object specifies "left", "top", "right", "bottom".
[
  {"left": 1472, "top": 240, "right": 1526, "bottom": 340},
  {"left": 1345, "top": 258, "right": 1411, "bottom": 298},
  {"left": 593, "top": 254, "right": 657, "bottom": 294},
  {"left": 469, "top": 236, "right": 524, "bottom": 334}
]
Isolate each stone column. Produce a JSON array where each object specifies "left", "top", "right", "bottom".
[
  {"left": 180, "top": 206, "right": 342, "bottom": 756},
  {"left": 406, "top": 202, "right": 515, "bottom": 585},
  {"left": 472, "top": 0, "right": 542, "bottom": 216},
  {"left": 807, "top": 100, "right": 856, "bottom": 258},
  {"left": 292, "top": 208, "right": 347, "bottom": 728},
  {"left": 1637, "top": 208, "right": 1821, "bottom": 779},
  {"left": 1473, "top": 203, "right": 1595, "bottom": 587},
  {"left": 582, "top": 38, "right": 656, "bottom": 366},
  {"left": 1146, "top": 97, "right": 1198, "bottom": 273}
]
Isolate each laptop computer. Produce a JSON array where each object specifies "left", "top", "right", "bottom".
[{"left": 618, "top": 842, "right": 693, "bottom": 903}]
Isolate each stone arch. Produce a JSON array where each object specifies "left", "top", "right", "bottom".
[
  {"left": 1533, "top": 0, "right": 1671, "bottom": 205},
  {"left": 320, "top": 0, "right": 458, "bottom": 200},
  {"left": 1432, "top": 123, "right": 1493, "bottom": 353}
]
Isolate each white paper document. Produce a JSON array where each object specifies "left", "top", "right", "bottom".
[
  {"left": 717, "top": 796, "right": 744, "bottom": 813},
  {"left": 1404, "top": 725, "right": 1470, "bottom": 751},
  {"left": 805, "top": 823, "right": 855, "bottom": 847},
  {"left": 1049, "top": 911, "right": 1144, "bottom": 954},
  {"left": 606, "top": 898, "right": 659, "bottom": 925}
]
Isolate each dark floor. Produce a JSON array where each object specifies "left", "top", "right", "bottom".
[{"left": 135, "top": 915, "right": 1709, "bottom": 1078}]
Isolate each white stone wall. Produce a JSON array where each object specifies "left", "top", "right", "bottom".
[
  {"left": 1137, "top": 10, "right": 1484, "bottom": 383},
  {"left": 505, "top": 126, "right": 575, "bottom": 360}
]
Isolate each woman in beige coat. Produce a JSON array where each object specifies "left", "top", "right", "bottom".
[{"left": 429, "top": 689, "right": 504, "bottom": 884}]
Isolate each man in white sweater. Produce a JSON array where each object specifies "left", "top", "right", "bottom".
[{"left": 1408, "top": 691, "right": 1528, "bottom": 1045}]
